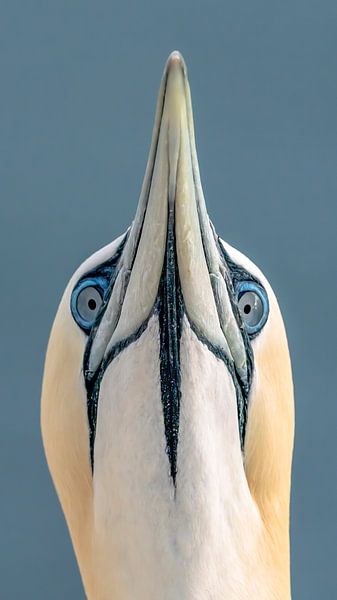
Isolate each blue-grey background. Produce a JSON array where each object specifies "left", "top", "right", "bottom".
[{"left": 1, "top": 1, "right": 336, "bottom": 598}]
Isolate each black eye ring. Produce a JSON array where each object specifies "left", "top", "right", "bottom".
[
  {"left": 71, "top": 277, "right": 108, "bottom": 332},
  {"left": 236, "top": 281, "right": 269, "bottom": 335}
]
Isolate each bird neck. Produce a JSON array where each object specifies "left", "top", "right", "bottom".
[{"left": 83, "top": 475, "right": 290, "bottom": 600}]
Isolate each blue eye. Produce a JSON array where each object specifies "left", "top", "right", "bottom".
[
  {"left": 71, "top": 277, "right": 109, "bottom": 332},
  {"left": 236, "top": 281, "right": 269, "bottom": 335}
]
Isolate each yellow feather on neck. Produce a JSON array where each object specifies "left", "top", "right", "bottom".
[{"left": 245, "top": 291, "right": 294, "bottom": 600}]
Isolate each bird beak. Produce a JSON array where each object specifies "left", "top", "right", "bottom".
[{"left": 87, "top": 51, "right": 247, "bottom": 385}]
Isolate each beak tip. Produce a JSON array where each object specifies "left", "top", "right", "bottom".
[{"left": 166, "top": 50, "right": 187, "bottom": 74}]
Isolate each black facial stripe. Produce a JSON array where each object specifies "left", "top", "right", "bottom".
[{"left": 158, "top": 210, "right": 184, "bottom": 484}]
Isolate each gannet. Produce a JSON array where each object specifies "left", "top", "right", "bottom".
[{"left": 41, "top": 51, "right": 294, "bottom": 600}]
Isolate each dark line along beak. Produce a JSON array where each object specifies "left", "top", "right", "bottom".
[{"left": 87, "top": 51, "right": 248, "bottom": 385}]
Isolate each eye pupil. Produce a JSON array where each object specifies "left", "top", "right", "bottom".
[
  {"left": 244, "top": 304, "right": 251, "bottom": 314},
  {"left": 88, "top": 298, "right": 97, "bottom": 311}
]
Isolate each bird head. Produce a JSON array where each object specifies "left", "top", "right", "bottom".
[{"left": 41, "top": 52, "right": 294, "bottom": 599}]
